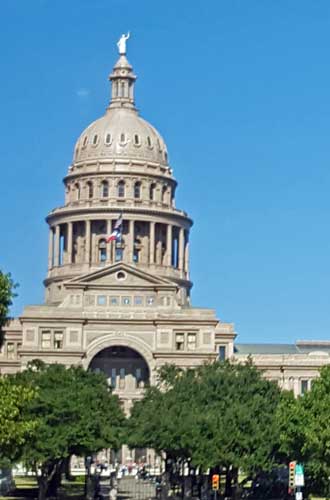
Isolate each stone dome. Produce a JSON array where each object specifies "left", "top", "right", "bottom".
[
  {"left": 73, "top": 53, "right": 169, "bottom": 166},
  {"left": 73, "top": 107, "right": 169, "bottom": 165}
]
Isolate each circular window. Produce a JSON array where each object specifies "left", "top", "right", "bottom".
[{"left": 116, "top": 271, "right": 127, "bottom": 281}]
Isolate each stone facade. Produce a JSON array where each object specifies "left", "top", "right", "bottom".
[{"left": 1, "top": 45, "right": 329, "bottom": 414}]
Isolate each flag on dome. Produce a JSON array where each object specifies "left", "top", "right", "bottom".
[{"left": 106, "top": 215, "right": 123, "bottom": 243}]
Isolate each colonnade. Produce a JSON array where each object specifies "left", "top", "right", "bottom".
[{"left": 48, "top": 219, "right": 190, "bottom": 275}]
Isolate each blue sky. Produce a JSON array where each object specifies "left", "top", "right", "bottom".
[{"left": 1, "top": 0, "right": 330, "bottom": 343}]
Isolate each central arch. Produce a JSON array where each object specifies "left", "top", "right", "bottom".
[
  {"left": 84, "top": 334, "right": 156, "bottom": 385},
  {"left": 89, "top": 345, "right": 150, "bottom": 391},
  {"left": 85, "top": 337, "right": 156, "bottom": 466}
]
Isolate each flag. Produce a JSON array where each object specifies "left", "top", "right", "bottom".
[{"left": 106, "top": 215, "right": 123, "bottom": 243}]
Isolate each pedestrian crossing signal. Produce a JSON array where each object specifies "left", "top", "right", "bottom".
[{"left": 212, "top": 474, "right": 220, "bottom": 491}]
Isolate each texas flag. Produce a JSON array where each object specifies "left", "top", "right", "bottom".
[{"left": 106, "top": 215, "right": 123, "bottom": 243}]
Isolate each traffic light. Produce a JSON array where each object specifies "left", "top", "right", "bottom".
[
  {"left": 288, "top": 461, "right": 296, "bottom": 493},
  {"left": 212, "top": 474, "right": 220, "bottom": 491}
]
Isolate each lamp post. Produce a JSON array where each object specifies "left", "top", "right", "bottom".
[{"left": 85, "top": 456, "right": 93, "bottom": 500}]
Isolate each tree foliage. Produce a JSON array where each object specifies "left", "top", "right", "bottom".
[
  {"left": 128, "top": 360, "right": 282, "bottom": 478},
  {"left": 13, "top": 361, "right": 125, "bottom": 500},
  {"left": 278, "top": 365, "right": 330, "bottom": 496},
  {"left": 0, "top": 270, "right": 18, "bottom": 343},
  {"left": 0, "top": 376, "right": 36, "bottom": 464}
]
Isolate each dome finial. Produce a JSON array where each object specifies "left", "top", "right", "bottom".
[
  {"left": 108, "top": 37, "right": 136, "bottom": 110},
  {"left": 117, "top": 32, "right": 130, "bottom": 55}
]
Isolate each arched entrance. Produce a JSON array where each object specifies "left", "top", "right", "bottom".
[
  {"left": 88, "top": 346, "right": 152, "bottom": 466},
  {"left": 89, "top": 345, "right": 150, "bottom": 393}
]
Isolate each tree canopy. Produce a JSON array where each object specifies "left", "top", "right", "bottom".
[
  {"left": 0, "top": 376, "right": 36, "bottom": 464},
  {"left": 278, "top": 365, "right": 330, "bottom": 496},
  {"left": 128, "top": 360, "right": 282, "bottom": 476},
  {"left": 13, "top": 361, "right": 125, "bottom": 500},
  {"left": 0, "top": 270, "right": 18, "bottom": 343}
]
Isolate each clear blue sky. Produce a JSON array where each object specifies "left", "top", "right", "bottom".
[{"left": 1, "top": 0, "right": 330, "bottom": 344}]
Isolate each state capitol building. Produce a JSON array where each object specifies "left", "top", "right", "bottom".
[{"left": 2, "top": 38, "right": 330, "bottom": 423}]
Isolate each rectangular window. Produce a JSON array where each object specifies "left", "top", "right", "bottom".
[
  {"left": 147, "top": 296, "right": 155, "bottom": 306},
  {"left": 111, "top": 368, "right": 116, "bottom": 389},
  {"left": 97, "top": 295, "right": 107, "bottom": 306},
  {"left": 119, "top": 368, "right": 125, "bottom": 389},
  {"left": 7, "top": 343, "right": 15, "bottom": 359},
  {"left": 41, "top": 330, "right": 51, "bottom": 349},
  {"left": 135, "top": 368, "right": 142, "bottom": 388},
  {"left": 134, "top": 296, "right": 143, "bottom": 306},
  {"left": 54, "top": 331, "right": 63, "bottom": 349},
  {"left": 85, "top": 295, "right": 95, "bottom": 306},
  {"left": 187, "top": 333, "right": 196, "bottom": 351},
  {"left": 133, "top": 249, "right": 139, "bottom": 262},
  {"left": 175, "top": 333, "right": 185, "bottom": 351},
  {"left": 110, "top": 296, "right": 118, "bottom": 306},
  {"left": 218, "top": 345, "right": 226, "bottom": 362},
  {"left": 122, "top": 296, "right": 131, "bottom": 306},
  {"left": 301, "top": 379, "right": 309, "bottom": 395},
  {"left": 115, "top": 248, "right": 123, "bottom": 262}
]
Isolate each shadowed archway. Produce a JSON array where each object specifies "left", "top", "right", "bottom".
[{"left": 89, "top": 345, "right": 150, "bottom": 391}]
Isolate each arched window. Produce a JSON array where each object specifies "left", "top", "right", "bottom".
[
  {"left": 149, "top": 183, "right": 156, "bottom": 201},
  {"left": 161, "top": 185, "right": 167, "bottom": 203},
  {"left": 134, "top": 181, "right": 141, "bottom": 199},
  {"left": 98, "top": 239, "right": 107, "bottom": 263},
  {"left": 164, "top": 151, "right": 168, "bottom": 163},
  {"left": 75, "top": 183, "right": 80, "bottom": 201},
  {"left": 105, "top": 133, "right": 112, "bottom": 145},
  {"left": 87, "top": 182, "right": 93, "bottom": 199},
  {"left": 147, "top": 136, "right": 152, "bottom": 148},
  {"left": 118, "top": 180, "right": 125, "bottom": 198},
  {"left": 92, "top": 134, "right": 98, "bottom": 145},
  {"left": 120, "top": 133, "right": 126, "bottom": 144},
  {"left": 101, "top": 181, "right": 109, "bottom": 198},
  {"left": 134, "top": 134, "right": 140, "bottom": 146},
  {"left": 83, "top": 136, "right": 88, "bottom": 147}
]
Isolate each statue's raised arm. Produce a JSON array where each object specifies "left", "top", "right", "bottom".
[{"left": 117, "top": 32, "right": 130, "bottom": 55}]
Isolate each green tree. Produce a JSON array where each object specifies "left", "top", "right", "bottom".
[
  {"left": 0, "top": 376, "right": 36, "bottom": 464},
  {"left": 0, "top": 270, "right": 18, "bottom": 344},
  {"left": 279, "top": 366, "right": 330, "bottom": 496},
  {"left": 15, "top": 361, "right": 125, "bottom": 500},
  {"left": 128, "top": 361, "right": 282, "bottom": 496}
]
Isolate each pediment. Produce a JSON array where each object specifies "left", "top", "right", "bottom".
[{"left": 65, "top": 263, "right": 177, "bottom": 291}]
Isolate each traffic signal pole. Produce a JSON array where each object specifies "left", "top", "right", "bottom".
[{"left": 288, "top": 461, "right": 304, "bottom": 500}]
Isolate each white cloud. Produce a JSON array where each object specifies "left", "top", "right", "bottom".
[{"left": 76, "top": 88, "right": 90, "bottom": 98}]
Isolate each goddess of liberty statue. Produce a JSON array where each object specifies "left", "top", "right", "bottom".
[{"left": 117, "top": 32, "right": 130, "bottom": 55}]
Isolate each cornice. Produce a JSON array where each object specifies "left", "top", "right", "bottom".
[
  {"left": 64, "top": 166, "right": 177, "bottom": 186},
  {"left": 46, "top": 205, "right": 193, "bottom": 227},
  {"left": 19, "top": 350, "right": 85, "bottom": 357}
]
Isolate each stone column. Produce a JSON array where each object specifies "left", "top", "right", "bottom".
[
  {"left": 67, "top": 222, "right": 73, "bottom": 264},
  {"left": 179, "top": 227, "right": 184, "bottom": 271},
  {"left": 166, "top": 224, "right": 172, "bottom": 267},
  {"left": 184, "top": 234, "right": 190, "bottom": 275},
  {"left": 149, "top": 221, "right": 155, "bottom": 264},
  {"left": 91, "top": 230, "right": 96, "bottom": 263},
  {"left": 128, "top": 219, "right": 134, "bottom": 262},
  {"left": 54, "top": 225, "right": 60, "bottom": 266},
  {"left": 48, "top": 228, "right": 53, "bottom": 269},
  {"left": 85, "top": 220, "right": 91, "bottom": 264},
  {"left": 106, "top": 220, "right": 112, "bottom": 262}
]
